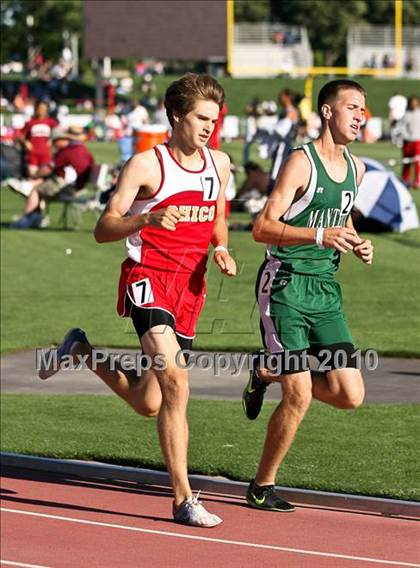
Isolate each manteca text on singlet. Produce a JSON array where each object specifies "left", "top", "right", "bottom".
[{"left": 307, "top": 208, "right": 347, "bottom": 228}]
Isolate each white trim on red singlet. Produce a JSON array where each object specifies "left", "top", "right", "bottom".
[
  {"left": 165, "top": 143, "right": 206, "bottom": 173},
  {"left": 133, "top": 146, "right": 165, "bottom": 202}
]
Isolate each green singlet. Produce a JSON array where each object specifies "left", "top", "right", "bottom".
[{"left": 257, "top": 142, "right": 358, "bottom": 356}]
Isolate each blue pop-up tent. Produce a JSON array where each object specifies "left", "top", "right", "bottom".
[{"left": 353, "top": 158, "right": 419, "bottom": 232}]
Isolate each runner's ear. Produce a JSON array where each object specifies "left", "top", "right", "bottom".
[{"left": 321, "top": 104, "right": 331, "bottom": 119}]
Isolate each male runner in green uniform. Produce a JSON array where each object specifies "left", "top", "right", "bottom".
[{"left": 242, "top": 80, "right": 374, "bottom": 512}]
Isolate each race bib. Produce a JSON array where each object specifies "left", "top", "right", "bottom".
[
  {"left": 341, "top": 190, "right": 354, "bottom": 215},
  {"left": 131, "top": 278, "right": 154, "bottom": 307}
]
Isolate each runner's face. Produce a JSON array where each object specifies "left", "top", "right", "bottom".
[
  {"left": 36, "top": 103, "right": 49, "bottom": 118},
  {"left": 328, "top": 89, "right": 365, "bottom": 143},
  {"left": 177, "top": 99, "right": 220, "bottom": 148}
]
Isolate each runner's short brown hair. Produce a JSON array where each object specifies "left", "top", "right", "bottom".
[
  {"left": 164, "top": 73, "right": 225, "bottom": 127},
  {"left": 317, "top": 79, "right": 367, "bottom": 117}
]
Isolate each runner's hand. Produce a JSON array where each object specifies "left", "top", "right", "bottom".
[
  {"left": 214, "top": 250, "right": 237, "bottom": 277},
  {"left": 146, "top": 206, "right": 182, "bottom": 231},
  {"left": 353, "top": 239, "right": 374, "bottom": 264},
  {"left": 322, "top": 227, "right": 361, "bottom": 253}
]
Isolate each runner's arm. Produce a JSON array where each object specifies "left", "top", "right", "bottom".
[{"left": 94, "top": 152, "right": 181, "bottom": 243}]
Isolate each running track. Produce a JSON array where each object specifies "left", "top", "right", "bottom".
[{"left": 1, "top": 467, "right": 419, "bottom": 568}]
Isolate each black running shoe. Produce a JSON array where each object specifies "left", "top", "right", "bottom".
[
  {"left": 246, "top": 480, "right": 295, "bottom": 512},
  {"left": 242, "top": 351, "right": 268, "bottom": 420}
]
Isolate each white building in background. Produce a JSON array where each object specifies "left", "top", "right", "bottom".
[
  {"left": 347, "top": 26, "right": 420, "bottom": 77},
  {"left": 231, "top": 23, "right": 313, "bottom": 78}
]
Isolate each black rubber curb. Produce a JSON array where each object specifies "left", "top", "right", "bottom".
[{"left": 1, "top": 452, "right": 419, "bottom": 518}]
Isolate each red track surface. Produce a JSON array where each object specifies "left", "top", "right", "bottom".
[{"left": 1, "top": 467, "right": 419, "bottom": 568}]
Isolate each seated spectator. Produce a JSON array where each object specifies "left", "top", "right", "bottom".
[
  {"left": 8, "top": 127, "right": 94, "bottom": 229},
  {"left": 232, "top": 162, "right": 269, "bottom": 214}
]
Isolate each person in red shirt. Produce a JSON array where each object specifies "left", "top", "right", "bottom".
[
  {"left": 9, "top": 127, "right": 94, "bottom": 228},
  {"left": 20, "top": 100, "right": 59, "bottom": 177},
  {"left": 208, "top": 102, "right": 227, "bottom": 150}
]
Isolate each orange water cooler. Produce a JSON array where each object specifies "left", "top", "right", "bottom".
[{"left": 133, "top": 125, "right": 168, "bottom": 153}]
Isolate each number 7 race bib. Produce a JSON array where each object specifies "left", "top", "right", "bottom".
[{"left": 131, "top": 278, "right": 154, "bottom": 307}]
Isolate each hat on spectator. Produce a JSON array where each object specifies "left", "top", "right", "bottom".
[{"left": 52, "top": 126, "right": 87, "bottom": 141}]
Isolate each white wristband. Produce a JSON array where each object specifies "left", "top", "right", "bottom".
[
  {"left": 214, "top": 245, "right": 228, "bottom": 254},
  {"left": 315, "top": 228, "right": 325, "bottom": 249}
]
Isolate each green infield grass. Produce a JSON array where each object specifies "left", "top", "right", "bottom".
[
  {"left": 1, "top": 394, "right": 419, "bottom": 501},
  {"left": 1, "top": 141, "right": 419, "bottom": 355}
]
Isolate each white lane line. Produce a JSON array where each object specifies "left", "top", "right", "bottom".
[
  {"left": 1, "top": 561, "right": 52, "bottom": 568},
  {"left": 1, "top": 507, "right": 419, "bottom": 567}
]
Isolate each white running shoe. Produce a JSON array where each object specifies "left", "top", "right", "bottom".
[
  {"left": 38, "top": 214, "right": 50, "bottom": 229},
  {"left": 173, "top": 493, "right": 222, "bottom": 528},
  {"left": 7, "top": 178, "right": 33, "bottom": 197},
  {"left": 38, "top": 328, "right": 89, "bottom": 380}
]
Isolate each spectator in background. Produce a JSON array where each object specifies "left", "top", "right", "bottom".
[
  {"left": 153, "top": 97, "right": 171, "bottom": 131},
  {"left": 243, "top": 97, "right": 264, "bottom": 164},
  {"left": 126, "top": 99, "right": 149, "bottom": 134},
  {"left": 268, "top": 89, "right": 301, "bottom": 193},
  {"left": 359, "top": 105, "right": 374, "bottom": 143},
  {"left": 135, "top": 60, "right": 147, "bottom": 76},
  {"left": 20, "top": 100, "right": 59, "bottom": 177},
  {"left": 140, "top": 74, "right": 158, "bottom": 112},
  {"left": 153, "top": 60, "right": 165, "bottom": 75},
  {"left": 233, "top": 162, "right": 269, "bottom": 214},
  {"left": 278, "top": 89, "right": 300, "bottom": 124},
  {"left": 272, "top": 31, "right": 285, "bottom": 45},
  {"left": 401, "top": 95, "right": 420, "bottom": 189},
  {"left": 382, "top": 53, "right": 394, "bottom": 69},
  {"left": 8, "top": 127, "right": 94, "bottom": 229},
  {"left": 208, "top": 102, "right": 227, "bottom": 150},
  {"left": 118, "top": 100, "right": 150, "bottom": 163},
  {"left": 404, "top": 52, "right": 414, "bottom": 73},
  {"left": 388, "top": 91, "right": 407, "bottom": 146},
  {"left": 366, "top": 53, "right": 378, "bottom": 69}
]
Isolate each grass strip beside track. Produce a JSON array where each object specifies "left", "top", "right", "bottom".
[
  {"left": 2, "top": 190, "right": 420, "bottom": 355},
  {"left": 1, "top": 394, "right": 419, "bottom": 501}
]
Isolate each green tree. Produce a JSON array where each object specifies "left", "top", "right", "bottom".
[
  {"left": 1, "top": 0, "right": 82, "bottom": 63},
  {"left": 270, "top": 0, "right": 420, "bottom": 65},
  {"left": 271, "top": 0, "right": 367, "bottom": 65},
  {"left": 365, "top": 0, "right": 420, "bottom": 25},
  {"left": 235, "top": 0, "right": 271, "bottom": 22}
]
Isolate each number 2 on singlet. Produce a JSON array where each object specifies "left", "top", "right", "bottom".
[{"left": 341, "top": 190, "right": 354, "bottom": 215}]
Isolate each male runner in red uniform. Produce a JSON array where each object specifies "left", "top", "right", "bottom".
[
  {"left": 20, "top": 100, "right": 59, "bottom": 177},
  {"left": 39, "top": 74, "right": 236, "bottom": 527}
]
